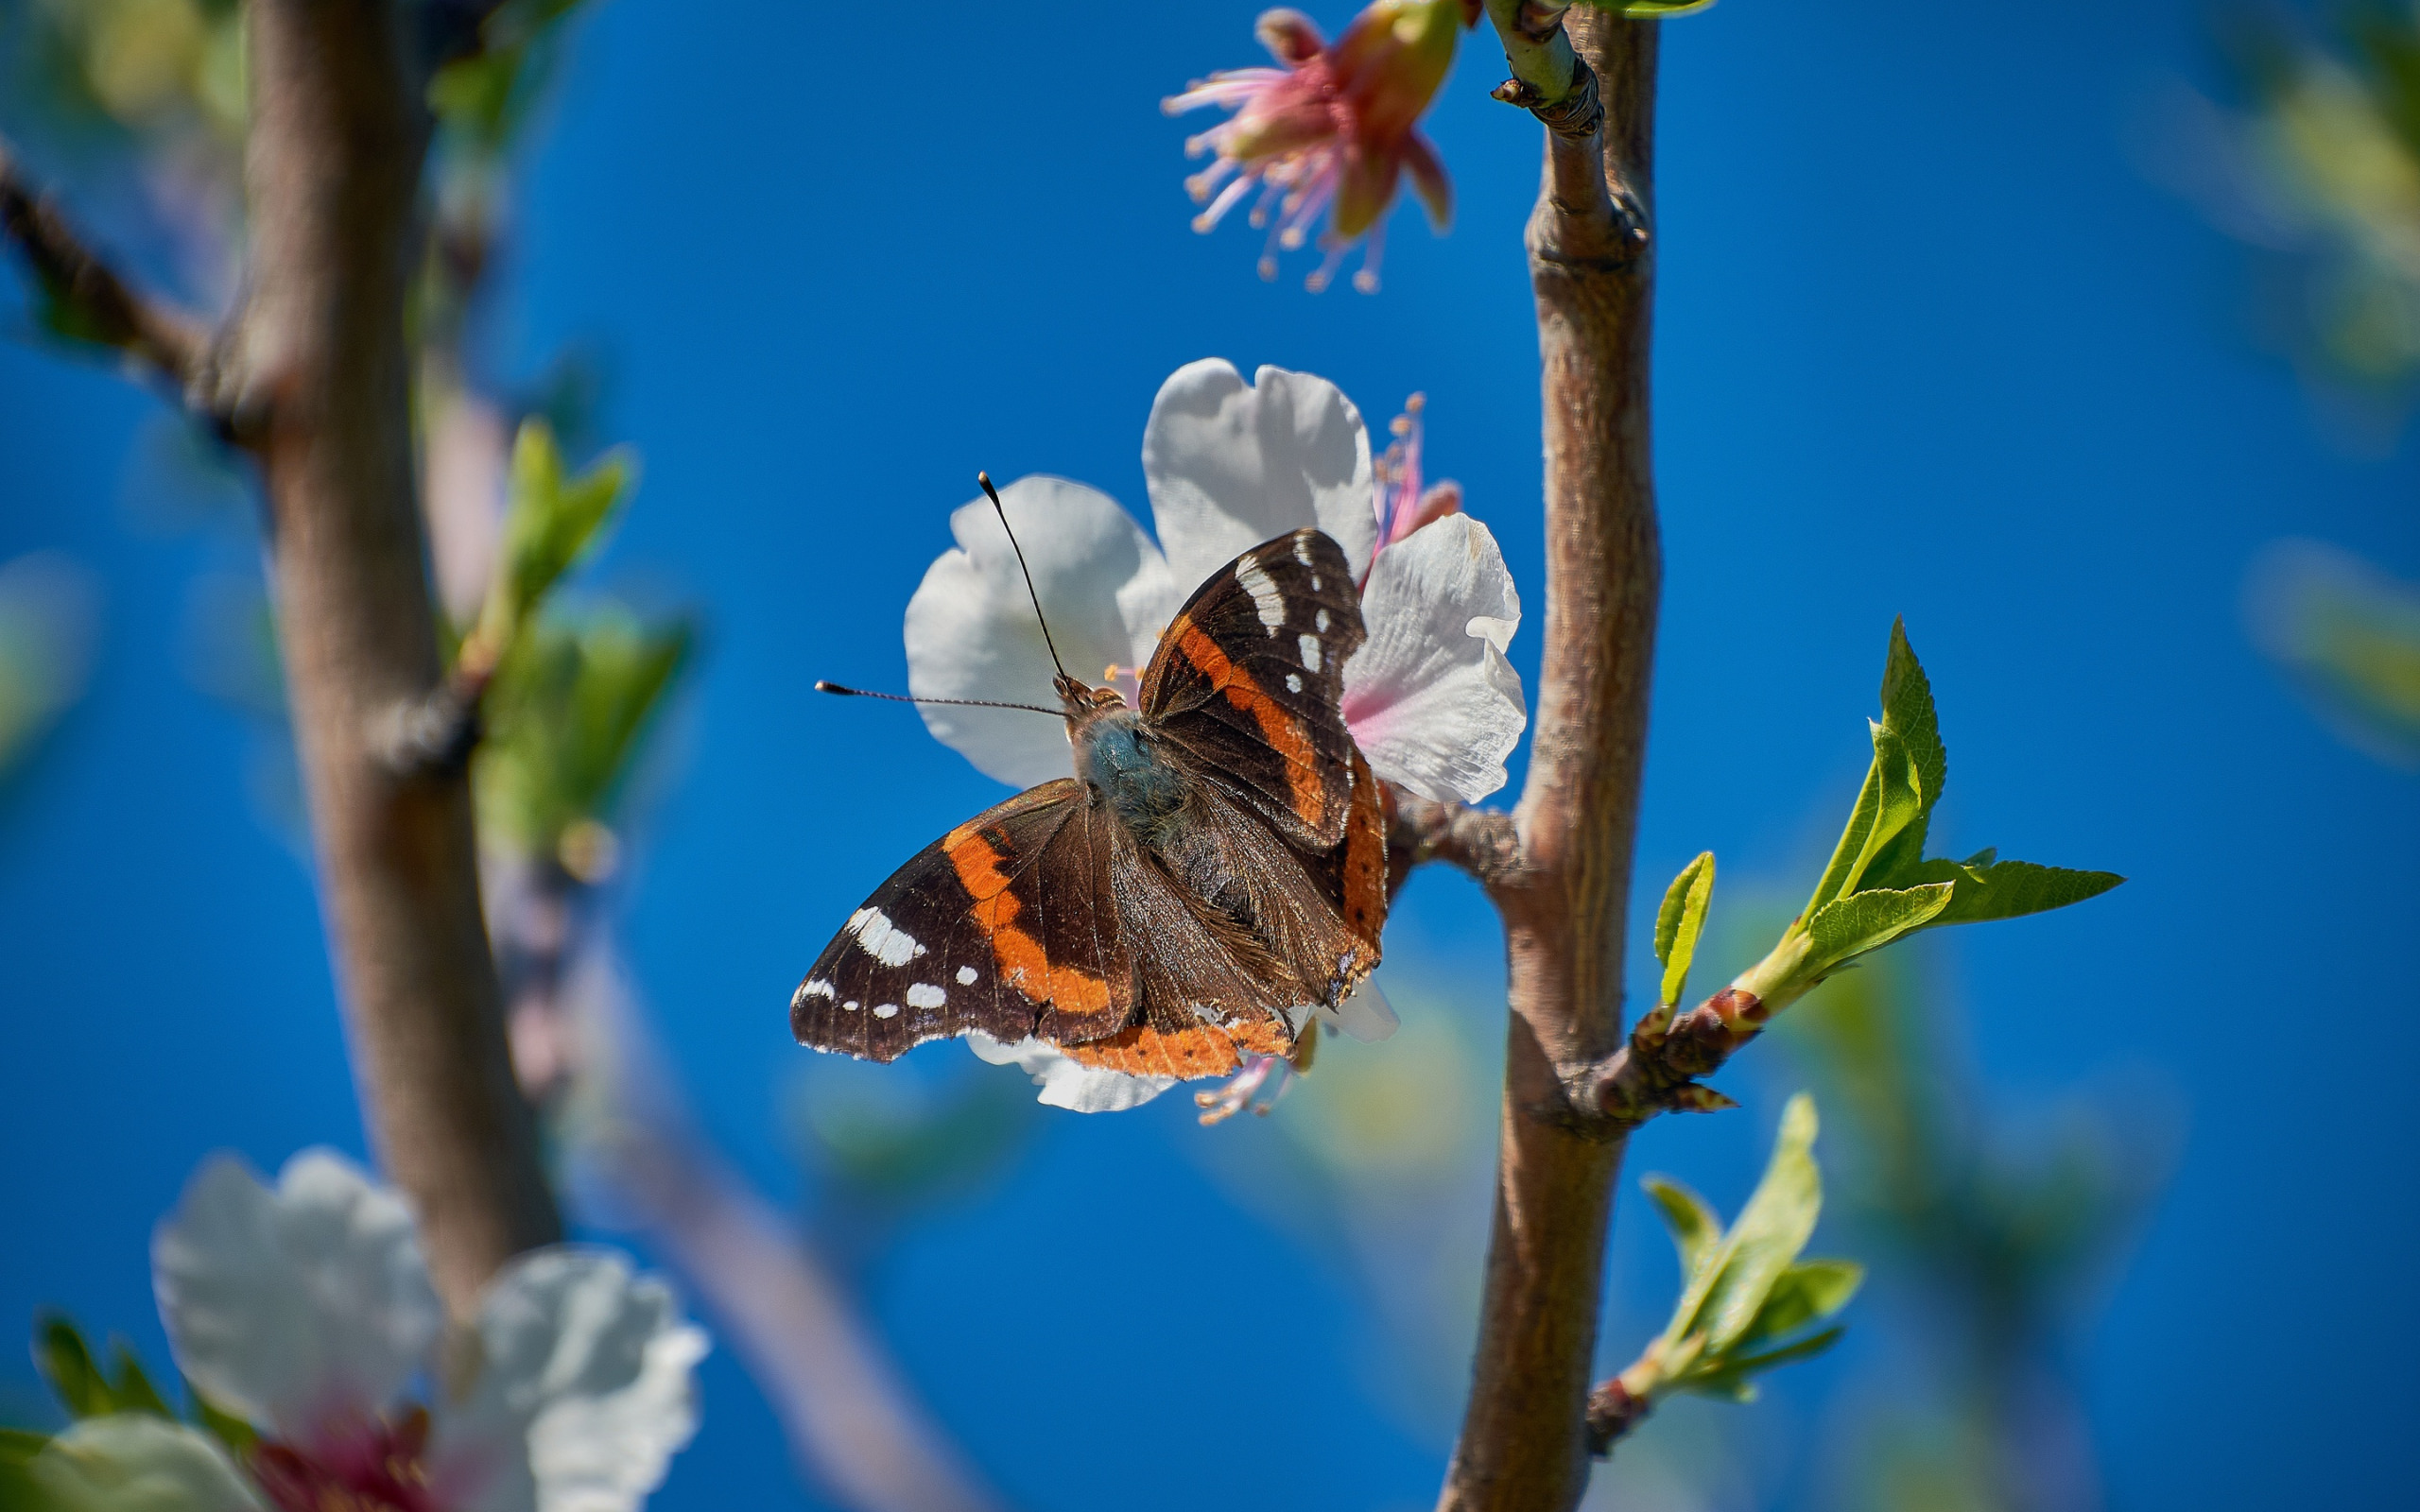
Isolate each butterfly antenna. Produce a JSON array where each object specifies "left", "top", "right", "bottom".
[
  {"left": 978, "top": 471, "right": 1072, "bottom": 685},
  {"left": 814, "top": 681, "right": 1062, "bottom": 717}
]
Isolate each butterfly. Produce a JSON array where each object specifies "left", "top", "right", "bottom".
[{"left": 791, "top": 501, "right": 1388, "bottom": 1084}]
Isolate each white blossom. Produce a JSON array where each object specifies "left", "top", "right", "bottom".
[{"left": 68, "top": 1149, "right": 714, "bottom": 1512}]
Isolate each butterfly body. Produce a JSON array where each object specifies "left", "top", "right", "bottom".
[{"left": 793, "top": 527, "right": 1387, "bottom": 1083}]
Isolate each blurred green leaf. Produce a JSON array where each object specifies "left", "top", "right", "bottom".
[
  {"left": 1653, "top": 851, "right": 1715, "bottom": 1008},
  {"left": 1806, "top": 883, "right": 1955, "bottom": 967},
  {"left": 1620, "top": 1095, "right": 1857, "bottom": 1418},
  {"left": 30, "top": 1319, "right": 166, "bottom": 1423},
  {"left": 1738, "top": 1257, "right": 1862, "bottom": 1349},
  {"left": 1642, "top": 1175, "right": 1722, "bottom": 1280},
  {"left": 475, "top": 600, "right": 691, "bottom": 861},
  {"left": 1693, "top": 1093, "right": 1824, "bottom": 1352},
  {"left": 0, "top": 1430, "right": 48, "bottom": 1512},
  {"left": 1683, "top": 1325, "right": 1846, "bottom": 1400},
  {"left": 2248, "top": 540, "right": 2420, "bottom": 767},
  {"left": 99, "top": 1350, "right": 166, "bottom": 1421},
  {"left": 0, "top": 554, "right": 99, "bottom": 780},
  {"left": 1588, "top": 0, "right": 1718, "bottom": 13},
  {"left": 33, "top": 1318, "right": 111, "bottom": 1419},
  {"left": 486, "top": 421, "right": 633, "bottom": 643}
]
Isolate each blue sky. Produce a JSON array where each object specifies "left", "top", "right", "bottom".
[{"left": 3, "top": 1, "right": 2416, "bottom": 1509}]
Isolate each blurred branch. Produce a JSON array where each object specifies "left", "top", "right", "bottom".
[
  {"left": 603, "top": 1123, "right": 1009, "bottom": 1512},
  {"left": 0, "top": 137, "right": 221, "bottom": 425},
  {"left": 233, "top": 0, "right": 560, "bottom": 1315},
  {"left": 1438, "top": 8, "right": 1659, "bottom": 1511}
]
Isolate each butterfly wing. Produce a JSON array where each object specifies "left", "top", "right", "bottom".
[
  {"left": 791, "top": 779, "right": 1138, "bottom": 1061},
  {"left": 1138, "top": 528, "right": 1366, "bottom": 850}
]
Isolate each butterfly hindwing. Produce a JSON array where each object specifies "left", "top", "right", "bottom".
[
  {"left": 1139, "top": 528, "right": 1365, "bottom": 849},
  {"left": 790, "top": 780, "right": 1137, "bottom": 1061}
]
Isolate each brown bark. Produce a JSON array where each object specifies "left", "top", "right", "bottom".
[
  {"left": 240, "top": 0, "right": 559, "bottom": 1314},
  {"left": 1438, "top": 13, "right": 1659, "bottom": 1512}
]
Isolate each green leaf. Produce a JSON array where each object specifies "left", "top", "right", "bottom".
[
  {"left": 475, "top": 602, "right": 693, "bottom": 857},
  {"left": 1798, "top": 621, "right": 1953, "bottom": 923},
  {"left": 496, "top": 421, "right": 633, "bottom": 630},
  {"left": 1737, "top": 1257, "right": 1863, "bottom": 1348},
  {"left": 1653, "top": 852, "right": 1716, "bottom": 1007},
  {"left": 0, "top": 1430, "right": 47, "bottom": 1466},
  {"left": 1805, "top": 883, "right": 1954, "bottom": 968},
  {"left": 1642, "top": 1175, "right": 1722, "bottom": 1280},
  {"left": 1666, "top": 1094, "right": 1825, "bottom": 1355},
  {"left": 1682, "top": 1325, "right": 1846, "bottom": 1399},
  {"left": 1899, "top": 858, "right": 2127, "bottom": 929},
  {"left": 33, "top": 1318, "right": 110, "bottom": 1419},
  {"left": 102, "top": 1347, "right": 169, "bottom": 1419}
]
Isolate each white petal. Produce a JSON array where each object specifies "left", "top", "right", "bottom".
[
  {"left": 904, "top": 475, "right": 1176, "bottom": 789},
  {"left": 1316, "top": 978, "right": 1399, "bottom": 1042},
  {"left": 31, "top": 1417, "right": 268, "bottom": 1512},
  {"left": 433, "top": 1248, "right": 707, "bottom": 1512},
  {"left": 965, "top": 1032, "right": 1176, "bottom": 1112},
  {"left": 1343, "top": 515, "right": 1529, "bottom": 804},
  {"left": 151, "top": 1150, "right": 440, "bottom": 1439},
  {"left": 1143, "top": 359, "right": 1378, "bottom": 593}
]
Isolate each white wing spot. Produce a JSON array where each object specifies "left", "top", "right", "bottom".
[
  {"left": 1315, "top": 609, "right": 1330, "bottom": 632},
  {"left": 1299, "top": 634, "right": 1322, "bottom": 672},
  {"left": 956, "top": 965, "right": 979, "bottom": 985},
  {"left": 1236, "top": 557, "right": 1286, "bottom": 633},
  {"left": 1310, "top": 575, "right": 1322, "bottom": 591},
  {"left": 906, "top": 983, "right": 947, "bottom": 1009},
  {"left": 873, "top": 1003, "right": 900, "bottom": 1020},
  {"left": 843, "top": 1000, "right": 861, "bottom": 1012},
  {"left": 801, "top": 978, "right": 837, "bottom": 1001},
  {"left": 846, "top": 906, "right": 924, "bottom": 967},
  {"left": 1293, "top": 536, "right": 1316, "bottom": 566},
  {"left": 1286, "top": 673, "right": 1304, "bottom": 694}
]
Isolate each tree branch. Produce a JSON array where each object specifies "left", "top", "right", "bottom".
[
  {"left": 1438, "top": 9, "right": 1660, "bottom": 1511},
  {"left": 0, "top": 138, "right": 222, "bottom": 425},
  {"left": 1387, "top": 787, "right": 1523, "bottom": 895},
  {"left": 238, "top": 0, "right": 559, "bottom": 1317}
]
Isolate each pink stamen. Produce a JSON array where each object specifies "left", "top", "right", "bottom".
[{"left": 1195, "top": 1052, "right": 1291, "bottom": 1125}]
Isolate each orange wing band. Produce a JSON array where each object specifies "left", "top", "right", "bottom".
[
  {"left": 1170, "top": 615, "right": 1324, "bottom": 831},
  {"left": 943, "top": 822, "right": 1113, "bottom": 1017}
]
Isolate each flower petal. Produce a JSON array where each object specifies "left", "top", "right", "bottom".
[
  {"left": 1143, "top": 360, "right": 1377, "bottom": 592},
  {"left": 966, "top": 1032, "right": 1177, "bottom": 1112},
  {"left": 1316, "top": 977, "right": 1399, "bottom": 1042},
  {"left": 1343, "top": 514, "right": 1528, "bottom": 803},
  {"left": 30, "top": 1416, "right": 269, "bottom": 1512},
  {"left": 905, "top": 475, "right": 1176, "bottom": 789},
  {"left": 152, "top": 1150, "right": 440, "bottom": 1439},
  {"left": 433, "top": 1248, "right": 707, "bottom": 1512}
]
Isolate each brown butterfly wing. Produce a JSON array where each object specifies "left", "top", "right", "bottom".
[{"left": 1137, "top": 528, "right": 1366, "bottom": 850}]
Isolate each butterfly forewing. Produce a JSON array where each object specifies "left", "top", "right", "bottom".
[
  {"left": 1140, "top": 528, "right": 1366, "bottom": 849},
  {"left": 790, "top": 780, "right": 1136, "bottom": 1060}
]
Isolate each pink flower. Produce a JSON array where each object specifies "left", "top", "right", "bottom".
[{"left": 1165, "top": 2, "right": 1468, "bottom": 293}]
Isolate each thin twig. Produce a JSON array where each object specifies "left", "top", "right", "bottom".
[
  {"left": 1386, "top": 787, "right": 1524, "bottom": 895},
  {"left": 0, "top": 137, "right": 222, "bottom": 424}
]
